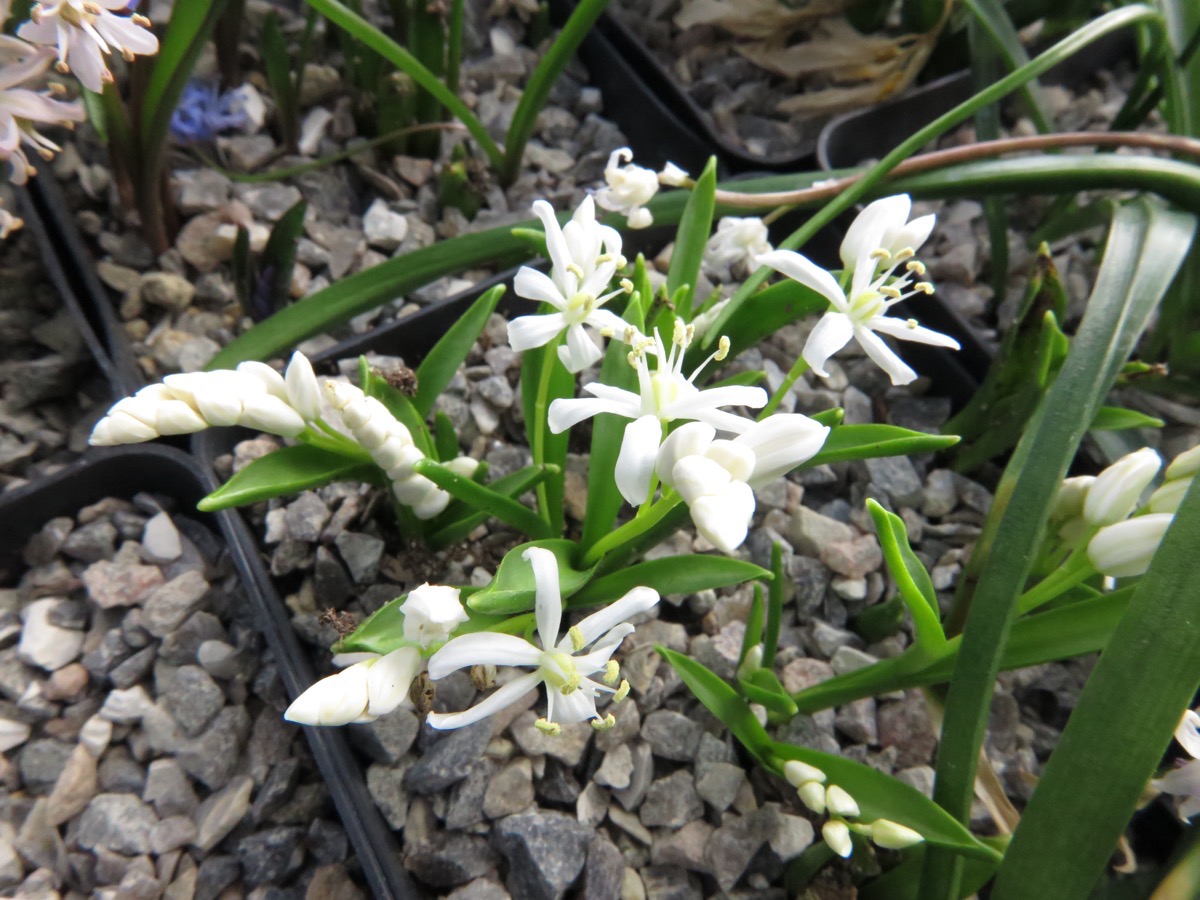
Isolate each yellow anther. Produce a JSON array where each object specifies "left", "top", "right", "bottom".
[
  {"left": 566, "top": 263, "right": 585, "bottom": 279},
  {"left": 906, "top": 318, "right": 919, "bottom": 330},
  {"left": 915, "top": 282, "right": 935, "bottom": 295},
  {"left": 895, "top": 247, "right": 915, "bottom": 260},
  {"left": 869, "top": 248, "right": 891, "bottom": 261},
  {"left": 715, "top": 335, "right": 731, "bottom": 362},
  {"left": 568, "top": 626, "right": 585, "bottom": 652},
  {"left": 615, "top": 254, "right": 628, "bottom": 269},
  {"left": 685, "top": 323, "right": 696, "bottom": 344},
  {"left": 132, "top": 13, "right": 152, "bottom": 25},
  {"left": 560, "top": 670, "right": 582, "bottom": 694},
  {"left": 620, "top": 278, "right": 634, "bottom": 293},
  {"left": 603, "top": 660, "right": 620, "bottom": 685},
  {"left": 672, "top": 318, "right": 687, "bottom": 347},
  {"left": 534, "top": 718, "right": 562, "bottom": 736},
  {"left": 600, "top": 327, "right": 615, "bottom": 338},
  {"left": 627, "top": 351, "right": 640, "bottom": 368},
  {"left": 905, "top": 260, "right": 926, "bottom": 275},
  {"left": 613, "top": 679, "right": 631, "bottom": 703},
  {"left": 879, "top": 286, "right": 902, "bottom": 300},
  {"left": 591, "top": 714, "right": 617, "bottom": 732}
]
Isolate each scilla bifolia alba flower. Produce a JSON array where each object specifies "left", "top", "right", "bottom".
[
  {"left": 0, "top": 36, "right": 87, "bottom": 184},
  {"left": 1155, "top": 707, "right": 1200, "bottom": 820},
  {"left": 402, "top": 584, "right": 469, "bottom": 648},
  {"left": 756, "top": 195, "right": 958, "bottom": 386},
  {"left": 89, "top": 352, "right": 320, "bottom": 445},
  {"left": 548, "top": 320, "right": 768, "bottom": 506},
  {"left": 1082, "top": 447, "right": 1161, "bottom": 526},
  {"left": 1087, "top": 513, "right": 1174, "bottom": 578},
  {"left": 658, "top": 162, "right": 690, "bottom": 187},
  {"left": 427, "top": 548, "right": 658, "bottom": 733},
  {"left": 324, "top": 380, "right": 474, "bottom": 520},
  {"left": 507, "top": 196, "right": 633, "bottom": 373},
  {"left": 19, "top": 0, "right": 159, "bottom": 94},
  {"left": 705, "top": 216, "right": 773, "bottom": 281},
  {"left": 594, "top": 147, "right": 659, "bottom": 229}
]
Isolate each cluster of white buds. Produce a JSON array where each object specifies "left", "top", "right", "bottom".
[
  {"left": 783, "top": 760, "right": 924, "bottom": 858},
  {"left": 323, "top": 380, "right": 476, "bottom": 520},
  {"left": 593, "top": 147, "right": 659, "bottom": 229},
  {"left": 90, "top": 352, "right": 320, "bottom": 445}
]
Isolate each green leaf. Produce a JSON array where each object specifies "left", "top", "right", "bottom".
[
  {"left": 260, "top": 199, "right": 308, "bottom": 315},
  {"left": 762, "top": 542, "right": 784, "bottom": 668},
  {"left": 426, "top": 464, "right": 557, "bottom": 548},
  {"left": 414, "top": 284, "right": 504, "bottom": 417},
  {"left": 807, "top": 425, "right": 959, "bottom": 467},
  {"left": 688, "top": 279, "right": 827, "bottom": 373},
  {"left": 360, "top": 360, "right": 434, "bottom": 457},
  {"left": 197, "top": 444, "right": 379, "bottom": 511},
  {"left": 993, "top": 479, "right": 1200, "bottom": 899},
  {"left": 667, "top": 157, "right": 717, "bottom": 319},
  {"left": 333, "top": 590, "right": 406, "bottom": 654},
  {"left": 740, "top": 676, "right": 798, "bottom": 717},
  {"left": 867, "top": 500, "right": 944, "bottom": 652},
  {"left": 740, "top": 584, "right": 765, "bottom": 666},
  {"left": 658, "top": 648, "right": 774, "bottom": 759},
  {"left": 467, "top": 540, "right": 594, "bottom": 615},
  {"left": 567, "top": 556, "right": 770, "bottom": 609},
  {"left": 521, "top": 338, "right": 572, "bottom": 534},
  {"left": 1089, "top": 405, "right": 1165, "bottom": 431},
  {"left": 433, "top": 410, "right": 460, "bottom": 461},
  {"left": 231, "top": 226, "right": 253, "bottom": 311},
  {"left": 413, "top": 459, "right": 553, "bottom": 540},
  {"left": 961, "top": 0, "right": 1053, "bottom": 133},
  {"left": 262, "top": 12, "right": 298, "bottom": 148}
]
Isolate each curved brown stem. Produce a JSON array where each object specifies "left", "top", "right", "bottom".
[{"left": 711, "top": 131, "right": 1200, "bottom": 209}]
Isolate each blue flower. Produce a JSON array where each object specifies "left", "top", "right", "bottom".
[{"left": 170, "top": 80, "right": 248, "bottom": 144}]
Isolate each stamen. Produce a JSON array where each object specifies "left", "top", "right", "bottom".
[
  {"left": 894, "top": 247, "right": 915, "bottom": 260},
  {"left": 869, "top": 248, "right": 891, "bottom": 261},
  {"left": 568, "top": 626, "right": 585, "bottom": 652},
  {"left": 672, "top": 318, "right": 687, "bottom": 347},
  {"left": 905, "top": 260, "right": 926, "bottom": 275},
  {"left": 599, "top": 327, "right": 615, "bottom": 338},
  {"left": 603, "top": 660, "right": 620, "bottom": 685},
  {"left": 620, "top": 278, "right": 633, "bottom": 293},
  {"left": 906, "top": 318, "right": 919, "bottom": 330},
  {"left": 615, "top": 254, "right": 628, "bottom": 269},
  {"left": 534, "top": 718, "right": 562, "bottom": 736},
  {"left": 613, "top": 679, "right": 630, "bottom": 703},
  {"left": 590, "top": 714, "right": 617, "bottom": 732},
  {"left": 132, "top": 13, "right": 152, "bottom": 25},
  {"left": 915, "top": 282, "right": 935, "bottom": 295},
  {"left": 714, "top": 335, "right": 731, "bottom": 362},
  {"left": 561, "top": 671, "right": 582, "bottom": 694},
  {"left": 566, "top": 263, "right": 585, "bottom": 279},
  {"left": 879, "top": 286, "right": 902, "bottom": 300}
]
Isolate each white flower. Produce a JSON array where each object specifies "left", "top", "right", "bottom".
[
  {"left": 594, "top": 147, "right": 659, "bottom": 229},
  {"left": 508, "top": 196, "right": 632, "bottom": 373},
  {"left": 705, "top": 217, "right": 772, "bottom": 281},
  {"left": 323, "top": 380, "right": 453, "bottom": 520},
  {"left": 1083, "top": 447, "right": 1161, "bottom": 526},
  {"left": 19, "top": 0, "right": 159, "bottom": 94},
  {"left": 1154, "top": 709, "right": 1200, "bottom": 820},
  {"left": 0, "top": 37, "right": 86, "bottom": 184},
  {"left": 401, "top": 584, "right": 468, "bottom": 648},
  {"left": 548, "top": 321, "right": 767, "bottom": 506},
  {"left": 89, "top": 355, "right": 321, "bottom": 446},
  {"left": 1087, "top": 513, "right": 1173, "bottom": 578},
  {"left": 867, "top": 819, "right": 925, "bottom": 850},
  {"left": 658, "top": 162, "right": 689, "bottom": 187},
  {"left": 757, "top": 195, "right": 958, "bottom": 386},
  {"left": 823, "top": 820, "right": 853, "bottom": 858},
  {"left": 284, "top": 646, "right": 422, "bottom": 726},
  {"left": 426, "top": 547, "right": 659, "bottom": 732}
]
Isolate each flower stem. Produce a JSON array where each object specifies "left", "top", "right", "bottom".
[
  {"left": 759, "top": 356, "right": 810, "bottom": 420},
  {"left": 582, "top": 494, "right": 682, "bottom": 569},
  {"left": 1015, "top": 550, "right": 1096, "bottom": 615},
  {"left": 531, "top": 339, "right": 560, "bottom": 528}
]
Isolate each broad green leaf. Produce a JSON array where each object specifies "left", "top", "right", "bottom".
[
  {"left": 860, "top": 843, "right": 1002, "bottom": 900},
  {"left": 467, "top": 540, "right": 594, "bottom": 615},
  {"left": 867, "top": 500, "right": 944, "bottom": 651},
  {"left": 1089, "top": 405, "right": 1165, "bottom": 431},
  {"left": 993, "top": 479, "right": 1200, "bottom": 899},
  {"left": 414, "top": 284, "right": 504, "bottom": 417},
  {"left": 807, "top": 425, "right": 958, "bottom": 467},
  {"left": 412, "top": 460, "right": 553, "bottom": 540},
  {"left": 667, "top": 157, "right": 717, "bottom": 319},
  {"left": 567, "top": 556, "right": 770, "bottom": 609},
  {"left": 197, "top": 444, "right": 378, "bottom": 511}
]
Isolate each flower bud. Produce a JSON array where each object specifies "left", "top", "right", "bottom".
[
  {"left": 1087, "top": 513, "right": 1174, "bottom": 577},
  {"left": 822, "top": 820, "right": 853, "bottom": 858},
  {"left": 1050, "top": 476, "right": 1094, "bottom": 522},
  {"left": 1083, "top": 448, "right": 1161, "bottom": 526},
  {"left": 868, "top": 819, "right": 925, "bottom": 850},
  {"left": 733, "top": 414, "right": 830, "bottom": 487},
  {"left": 704, "top": 440, "right": 756, "bottom": 485},
  {"left": 285, "top": 352, "right": 322, "bottom": 422},
  {"left": 1148, "top": 478, "right": 1190, "bottom": 514},
  {"left": 783, "top": 759, "right": 827, "bottom": 787},
  {"left": 737, "top": 644, "right": 764, "bottom": 681},
  {"left": 402, "top": 585, "right": 469, "bottom": 648},
  {"left": 797, "top": 782, "right": 827, "bottom": 814},
  {"left": 285, "top": 646, "right": 421, "bottom": 726},
  {"left": 154, "top": 399, "right": 207, "bottom": 435},
  {"left": 825, "top": 784, "right": 860, "bottom": 818},
  {"left": 656, "top": 423, "right": 716, "bottom": 489},
  {"left": 238, "top": 394, "right": 307, "bottom": 437},
  {"left": 658, "top": 162, "right": 689, "bottom": 186},
  {"left": 236, "top": 360, "right": 289, "bottom": 400},
  {"left": 1176, "top": 709, "right": 1200, "bottom": 760},
  {"left": 1166, "top": 445, "right": 1200, "bottom": 482},
  {"left": 446, "top": 456, "right": 480, "bottom": 479}
]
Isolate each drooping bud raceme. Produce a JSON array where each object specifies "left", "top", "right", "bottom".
[
  {"left": 705, "top": 217, "right": 773, "bottom": 281},
  {"left": 323, "top": 380, "right": 469, "bottom": 520},
  {"left": 1082, "top": 447, "right": 1161, "bottom": 526},
  {"left": 507, "top": 196, "right": 633, "bottom": 373},
  {"left": 427, "top": 548, "right": 659, "bottom": 733},
  {"left": 549, "top": 322, "right": 768, "bottom": 507},
  {"left": 757, "top": 194, "right": 958, "bottom": 386},
  {"left": 0, "top": 36, "right": 87, "bottom": 184},
  {"left": 594, "top": 147, "right": 659, "bottom": 229},
  {"left": 89, "top": 352, "right": 321, "bottom": 446},
  {"left": 19, "top": 0, "right": 160, "bottom": 94},
  {"left": 1087, "top": 513, "right": 1174, "bottom": 578},
  {"left": 401, "top": 584, "right": 469, "bottom": 649},
  {"left": 284, "top": 645, "right": 423, "bottom": 726}
]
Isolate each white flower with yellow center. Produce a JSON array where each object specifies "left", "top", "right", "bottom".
[
  {"left": 593, "top": 147, "right": 659, "bottom": 229},
  {"left": 426, "top": 548, "right": 658, "bottom": 733},
  {"left": 19, "top": 0, "right": 159, "bottom": 94},
  {"left": 508, "top": 196, "right": 633, "bottom": 373},
  {"left": 757, "top": 195, "right": 958, "bottom": 386},
  {"left": 548, "top": 320, "right": 767, "bottom": 506},
  {"left": 705, "top": 216, "right": 773, "bottom": 281}
]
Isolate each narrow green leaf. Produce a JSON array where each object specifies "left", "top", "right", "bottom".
[
  {"left": 414, "top": 284, "right": 504, "bottom": 417},
  {"left": 993, "top": 480, "right": 1200, "bottom": 899},
  {"left": 197, "top": 444, "right": 378, "bottom": 511},
  {"left": 658, "top": 648, "right": 774, "bottom": 760},
  {"left": 807, "top": 425, "right": 959, "bottom": 467},
  {"left": 433, "top": 410, "right": 459, "bottom": 461},
  {"left": 567, "top": 556, "right": 770, "bottom": 609},
  {"left": 740, "top": 676, "right": 798, "bottom": 717},
  {"left": 1090, "top": 405, "right": 1165, "bottom": 431},
  {"left": 231, "top": 226, "right": 253, "bottom": 311},
  {"left": 467, "top": 540, "right": 594, "bottom": 615},
  {"left": 426, "top": 464, "right": 556, "bottom": 548},
  {"left": 261, "top": 199, "right": 308, "bottom": 314},
  {"left": 413, "top": 459, "right": 553, "bottom": 541},
  {"left": 762, "top": 542, "right": 784, "bottom": 668},
  {"left": 667, "top": 157, "right": 717, "bottom": 319},
  {"left": 262, "top": 12, "right": 298, "bottom": 148},
  {"left": 740, "top": 585, "right": 765, "bottom": 666},
  {"left": 361, "top": 361, "right": 434, "bottom": 457},
  {"left": 867, "top": 500, "right": 944, "bottom": 651},
  {"left": 962, "top": 0, "right": 1053, "bottom": 133},
  {"left": 521, "top": 339, "right": 571, "bottom": 534}
]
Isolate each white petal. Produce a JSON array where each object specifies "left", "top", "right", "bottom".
[
  {"left": 551, "top": 687, "right": 599, "bottom": 724},
  {"left": 840, "top": 195, "right": 910, "bottom": 270},
  {"left": 411, "top": 487, "right": 450, "bottom": 520},
  {"left": 734, "top": 414, "right": 830, "bottom": 487},
  {"left": 426, "top": 671, "right": 542, "bottom": 730},
  {"left": 626, "top": 208, "right": 653, "bottom": 229},
  {"left": 756, "top": 249, "right": 847, "bottom": 311},
  {"left": 94, "top": 12, "right": 158, "bottom": 55},
  {"left": 583, "top": 307, "right": 628, "bottom": 335},
  {"left": 532, "top": 200, "right": 571, "bottom": 281},
  {"left": 655, "top": 422, "right": 716, "bottom": 488},
  {"left": 513, "top": 266, "right": 567, "bottom": 309},
  {"left": 1166, "top": 445, "right": 1200, "bottom": 481},
  {"left": 1149, "top": 479, "right": 1189, "bottom": 515},
  {"left": 666, "top": 385, "right": 767, "bottom": 421},
  {"left": 364, "top": 646, "right": 422, "bottom": 717},
  {"left": 1084, "top": 448, "right": 1162, "bottom": 526},
  {"left": 524, "top": 547, "right": 563, "bottom": 651},
  {"left": 691, "top": 482, "right": 755, "bottom": 553},
  {"left": 548, "top": 396, "right": 637, "bottom": 434},
  {"left": 615, "top": 415, "right": 663, "bottom": 506},
  {"left": 401, "top": 585, "right": 468, "bottom": 647},
  {"left": 823, "top": 820, "right": 853, "bottom": 858},
  {"left": 238, "top": 395, "right": 307, "bottom": 437},
  {"left": 803, "top": 311, "right": 855, "bottom": 378},
  {"left": 1087, "top": 514, "right": 1173, "bottom": 577},
  {"left": 1177, "top": 710, "right": 1200, "bottom": 760},
  {"left": 558, "top": 324, "right": 603, "bottom": 373},
  {"left": 564, "top": 586, "right": 660, "bottom": 650},
  {"left": 703, "top": 440, "right": 755, "bottom": 484},
  {"left": 855, "top": 326, "right": 917, "bottom": 386},
  {"left": 507, "top": 312, "right": 567, "bottom": 353},
  {"left": 870, "top": 315, "right": 961, "bottom": 349},
  {"left": 285, "top": 352, "right": 322, "bottom": 421},
  {"left": 236, "top": 360, "right": 288, "bottom": 399},
  {"left": 427, "top": 633, "right": 541, "bottom": 679},
  {"left": 889, "top": 213, "right": 936, "bottom": 255},
  {"left": 673, "top": 454, "right": 733, "bottom": 504},
  {"left": 284, "top": 665, "right": 370, "bottom": 726},
  {"left": 153, "top": 400, "right": 207, "bottom": 435}
]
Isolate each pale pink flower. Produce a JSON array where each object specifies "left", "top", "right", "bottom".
[{"left": 0, "top": 37, "right": 86, "bottom": 184}]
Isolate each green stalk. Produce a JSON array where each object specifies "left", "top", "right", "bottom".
[
  {"left": 447, "top": 0, "right": 464, "bottom": 94},
  {"left": 758, "top": 355, "right": 809, "bottom": 420},
  {"left": 581, "top": 495, "right": 683, "bottom": 569},
  {"left": 529, "top": 339, "right": 560, "bottom": 527}
]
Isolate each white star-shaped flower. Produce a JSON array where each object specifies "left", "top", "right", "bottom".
[
  {"left": 19, "top": 0, "right": 159, "bottom": 94},
  {"left": 426, "top": 547, "right": 658, "bottom": 732},
  {"left": 507, "top": 196, "right": 632, "bottom": 373},
  {"left": 594, "top": 147, "right": 659, "bottom": 229}
]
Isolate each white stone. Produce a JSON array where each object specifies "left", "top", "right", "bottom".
[
  {"left": 99, "top": 686, "right": 153, "bottom": 724},
  {"left": 79, "top": 715, "right": 114, "bottom": 757},
  {"left": 362, "top": 199, "right": 409, "bottom": 250},
  {"left": 299, "top": 107, "right": 333, "bottom": 156},
  {"left": 0, "top": 719, "right": 30, "bottom": 753},
  {"left": 142, "top": 512, "right": 182, "bottom": 563},
  {"left": 18, "top": 599, "right": 84, "bottom": 672}
]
